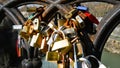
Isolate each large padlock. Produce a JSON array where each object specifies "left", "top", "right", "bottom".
[
  {"left": 52, "top": 31, "right": 70, "bottom": 51},
  {"left": 46, "top": 51, "right": 59, "bottom": 61}
]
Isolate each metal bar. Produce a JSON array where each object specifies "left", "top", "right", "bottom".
[{"left": 3, "top": 7, "right": 20, "bottom": 25}]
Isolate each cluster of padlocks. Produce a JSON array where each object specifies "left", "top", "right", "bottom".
[{"left": 19, "top": 5, "right": 99, "bottom": 68}]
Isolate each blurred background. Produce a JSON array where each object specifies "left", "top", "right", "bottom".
[{"left": 0, "top": 0, "right": 120, "bottom": 68}]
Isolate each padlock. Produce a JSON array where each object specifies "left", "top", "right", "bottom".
[
  {"left": 19, "top": 28, "right": 30, "bottom": 41},
  {"left": 46, "top": 31, "right": 68, "bottom": 61},
  {"left": 32, "top": 58, "right": 42, "bottom": 68},
  {"left": 46, "top": 51, "right": 59, "bottom": 61},
  {"left": 63, "top": 27, "right": 77, "bottom": 39},
  {"left": 20, "top": 19, "right": 33, "bottom": 40},
  {"left": 40, "top": 37, "right": 46, "bottom": 49},
  {"left": 75, "top": 15, "right": 85, "bottom": 29},
  {"left": 52, "top": 31, "right": 70, "bottom": 51},
  {"left": 84, "top": 11, "right": 99, "bottom": 25},
  {"left": 52, "top": 39, "right": 70, "bottom": 51},
  {"left": 76, "top": 6, "right": 88, "bottom": 11},
  {"left": 76, "top": 41, "right": 83, "bottom": 56},
  {"left": 21, "top": 59, "right": 33, "bottom": 68},
  {"left": 58, "top": 19, "right": 67, "bottom": 28},
  {"left": 48, "top": 21, "right": 57, "bottom": 31},
  {"left": 34, "top": 33, "right": 43, "bottom": 48},
  {"left": 65, "top": 9, "right": 78, "bottom": 19},
  {"left": 32, "top": 18, "right": 39, "bottom": 31},
  {"left": 46, "top": 32, "right": 60, "bottom": 61},
  {"left": 39, "top": 36, "right": 48, "bottom": 53},
  {"left": 60, "top": 42, "right": 72, "bottom": 55},
  {"left": 30, "top": 33, "right": 43, "bottom": 48}
]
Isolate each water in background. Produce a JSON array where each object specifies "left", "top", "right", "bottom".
[{"left": 102, "top": 50, "right": 120, "bottom": 68}]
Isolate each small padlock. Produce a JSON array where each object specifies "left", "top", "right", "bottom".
[
  {"left": 75, "top": 15, "right": 85, "bottom": 29},
  {"left": 30, "top": 33, "right": 43, "bottom": 48},
  {"left": 63, "top": 27, "right": 77, "bottom": 39},
  {"left": 32, "top": 18, "right": 40, "bottom": 31},
  {"left": 58, "top": 19, "right": 67, "bottom": 28},
  {"left": 21, "top": 59, "right": 33, "bottom": 68},
  {"left": 19, "top": 29, "right": 30, "bottom": 41},
  {"left": 76, "top": 42, "right": 83, "bottom": 56},
  {"left": 20, "top": 19, "right": 33, "bottom": 40},
  {"left": 40, "top": 37, "right": 46, "bottom": 49},
  {"left": 65, "top": 9, "right": 78, "bottom": 19},
  {"left": 40, "top": 37, "right": 48, "bottom": 53},
  {"left": 34, "top": 33, "right": 43, "bottom": 48},
  {"left": 48, "top": 21, "right": 57, "bottom": 31}
]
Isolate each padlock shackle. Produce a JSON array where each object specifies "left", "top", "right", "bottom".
[{"left": 52, "top": 30, "right": 66, "bottom": 41}]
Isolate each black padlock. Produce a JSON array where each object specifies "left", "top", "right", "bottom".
[
  {"left": 21, "top": 59, "right": 33, "bottom": 68},
  {"left": 32, "top": 58, "right": 42, "bottom": 68}
]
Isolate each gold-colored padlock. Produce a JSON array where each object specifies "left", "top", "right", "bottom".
[
  {"left": 60, "top": 42, "right": 72, "bottom": 55},
  {"left": 30, "top": 33, "right": 43, "bottom": 48},
  {"left": 19, "top": 19, "right": 33, "bottom": 40},
  {"left": 76, "top": 42, "right": 83, "bottom": 56},
  {"left": 19, "top": 26, "right": 30, "bottom": 40},
  {"left": 40, "top": 37, "right": 48, "bottom": 53},
  {"left": 65, "top": 9, "right": 77, "bottom": 19},
  {"left": 46, "top": 51, "right": 59, "bottom": 61},
  {"left": 58, "top": 19, "right": 66, "bottom": 28},
  {"left": 34, "top": 33, "right": 43, "bottom": 48},
  {"left": 52, "top": 31, "right": 70, "bottom": 51}
]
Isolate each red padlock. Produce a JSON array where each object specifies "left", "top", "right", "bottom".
[{"left": 84, "top": 11, "right": 99, "bottom": 25}]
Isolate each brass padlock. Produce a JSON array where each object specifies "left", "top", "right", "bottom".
[
  {"left": 30, "top": 33, "right": 43, "bottom": 48},
  {"left": 40, "top": 37, "right": 48, "bottom": 53},
  {"left": 19, "top": 19, "right": 33, "bottom": 40},
  {"left": 65, "top": 9, "right": 78, "bottom": 19},
  {"left": 19, "top": 26, "right": 30, "bottom": 40},
  {"left": 61, "top": 42, "right": 72, "bottom": 55},
  {"left": 76, "top": 41, "right": 83, "bottom": 56},
  {"left": 58, "top": 19, "right": 66, "bottom": 28},
  {"left": 46, "top": 51, "right": 59, "bottom": 61},
  {"left": 52, "top": 31, "right": 70, "bottom": 51}
]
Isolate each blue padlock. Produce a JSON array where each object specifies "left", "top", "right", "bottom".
[{"left": 76, "top": 6, "right": 88, "bottom": 11}]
